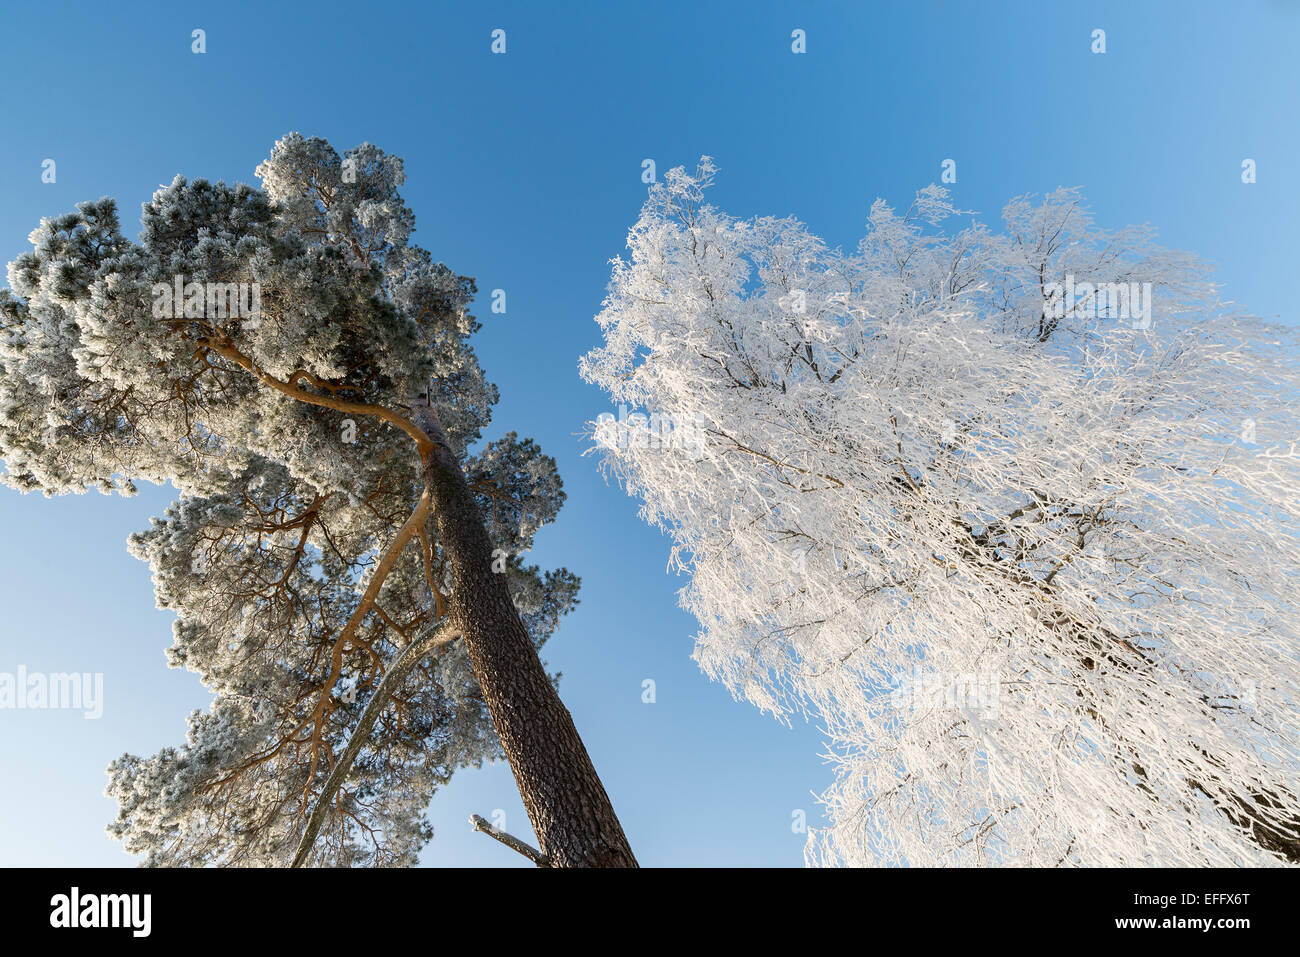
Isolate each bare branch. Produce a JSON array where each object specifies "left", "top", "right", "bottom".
[{"left": 469, "top": 814, "right": 551, "bottom": 868}]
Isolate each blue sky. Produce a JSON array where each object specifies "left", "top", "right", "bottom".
[{"left": 0, "top": 0, "right": 1296, "bottom": 867}]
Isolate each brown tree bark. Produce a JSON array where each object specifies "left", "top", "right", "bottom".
[{"left": 412, "top": 404, "right": 638, "bottom": 868}]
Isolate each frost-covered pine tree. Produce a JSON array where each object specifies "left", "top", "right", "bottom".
[
  {"left": 582, "top": 160, "right": 1300, "bottom": 866},
  {"left": 0, "top": 134, "right": 636, "bottom": 867}
]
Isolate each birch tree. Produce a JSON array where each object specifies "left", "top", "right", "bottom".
[
  {"left": 582, "top": 160, "right": 1300, "bottom": 866},
  {"left": 0, "top": 134, "right": 636, "bottom": 867}
]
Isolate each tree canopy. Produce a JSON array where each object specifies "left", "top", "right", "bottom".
[
  {"left": 0, "top": 134, "right": 578, "bottom": 865},
  {"left": 582, "top": 161, "right": 1300, "bottom": 866}
]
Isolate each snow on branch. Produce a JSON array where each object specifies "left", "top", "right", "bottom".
[{"left": 582, "top": 163, "right": 1300, "bottom": 867}]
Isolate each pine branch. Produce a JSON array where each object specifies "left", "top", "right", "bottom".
[
  {"left": 290, "top": 619, "right": 460, "bottom": 867},
  {"left": 469, "top": 814, "right": 551, "bottom": 867}
]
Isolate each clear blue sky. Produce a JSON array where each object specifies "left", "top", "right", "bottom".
[{"left": 0, "top": 0, "right": 1296, "bottom": 867}]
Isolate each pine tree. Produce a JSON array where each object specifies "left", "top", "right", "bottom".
[{"left": 0, "top": 134, "right": 635, "bottom": 867}]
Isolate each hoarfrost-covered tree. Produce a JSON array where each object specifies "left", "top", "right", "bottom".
[
  {"left": 582, "top": 160, "right": 1300, "bottom": 866},
  {"left": 0, "top": 134, "right": 636, "bottom": 867}
]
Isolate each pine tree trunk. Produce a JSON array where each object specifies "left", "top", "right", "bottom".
[{"left": 413, "top": 405, "right": 638, "bottom": 868}]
